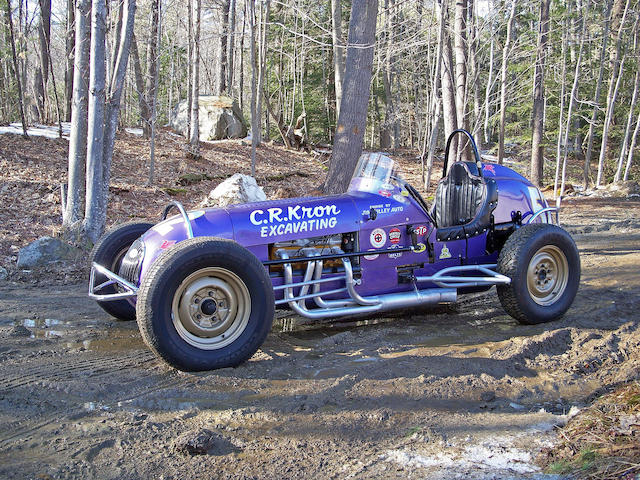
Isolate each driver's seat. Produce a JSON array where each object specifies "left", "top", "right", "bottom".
[{"left": 434, "top": 162, "right": 498, "bottom": 242}]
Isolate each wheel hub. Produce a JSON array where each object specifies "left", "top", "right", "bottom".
[
  {"left": 527, "top": 246, "right": 569, "bottom": 306},
  {"left": 171, "top": 267, "right": 251, "bottom": 350}
]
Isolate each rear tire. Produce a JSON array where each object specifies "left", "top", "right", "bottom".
[
  {"left": 136, "top": 237, "right": 274, "bottom": 371},
  {"left": 90, "top": 221, "right": 153, "bottom": 320},
  {"left": 497, "top": 223, "right": 580, "bottom": 325}
]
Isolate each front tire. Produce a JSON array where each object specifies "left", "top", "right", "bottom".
[
  {"left": 90, "top": 221, "right": 153, "bottom": 320},
  {"left": 136, "top": 237, "right": 274, "bottom": 371},
  {"left": 497, "top": 223, "right": 580, "bottom": 325}
]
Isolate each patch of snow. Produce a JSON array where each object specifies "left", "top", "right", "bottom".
[
  {"left": 0, "top": 122, "right": 71, "bottom": 139},
  {"left": 383, "top": 450, "right": 455, "bottom": 469},
  {"left": 124, "top": 127, "right": 143, "bottom": 136}
]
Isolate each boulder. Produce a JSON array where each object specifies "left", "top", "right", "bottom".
[
  {"left": 170, "top": 96, "right": 247, "bottom": 141},
  {"left": 201, "top": 174, "right": 267, "bottom": 208},
  {"left": 17, "top": 237, "right": 79, "bottom": 269}
]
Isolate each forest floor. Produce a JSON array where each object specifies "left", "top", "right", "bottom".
[{"left": 0, "top": 130, "right": 639, "bottom": 479}]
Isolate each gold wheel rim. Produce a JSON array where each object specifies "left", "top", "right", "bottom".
[
  {"left": 171, "top": 267, "right": 251, "bottom": 350},
  {"left": 526, "top": 245, "right": 569, "bottom": 306}
]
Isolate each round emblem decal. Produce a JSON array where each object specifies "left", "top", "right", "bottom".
[
  {"left": 389, "top": 227, "right": 401, "bottom": 245},
  {"left": 415, "top": 225, "right": 428, "bottom": 236},
  {"left": 370, "top": 228, "right": 386, "bottom": 248},
  {"left": 363, "top": 249, "right": 379, "bottom": 261}
]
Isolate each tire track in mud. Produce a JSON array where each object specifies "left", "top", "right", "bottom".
[
  {"left": 0, "top": 348, "right": 200, "bottom": 448},
  {"left": 0, "top": 351, "right": 156, "bottom": 391}
]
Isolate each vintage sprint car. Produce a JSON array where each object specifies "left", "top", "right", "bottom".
[{"left": 88, "top": 130, "right": 580, "bottom": 371}]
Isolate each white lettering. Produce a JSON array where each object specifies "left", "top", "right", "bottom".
[
  {"left": 250, "top": 209, "right": 264, "bottom": 225},
  {"left": 288, "top": 205, "right": 301, "bottom": 220},
  {"left": 268, "top": 207, "right": 283, "bottom": 223},
  {"left": 260, "top": 226, "right": 268, "bottom": 237}
]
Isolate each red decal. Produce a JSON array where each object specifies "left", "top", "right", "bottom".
[
  {"left": 160, "top": 240, "right": 176, "bottom": 249},
  {"left": 415, "top": 225, "right": 428, "bottom": 236},
  {"left": 378, "top": 190, "right": 392, "bottom": 198},
  {"left": 389, "top": 227, "right": 401, "bottom": 244},
  {"left": 483, "top": 164, "right": 496, "bottom": 175}
]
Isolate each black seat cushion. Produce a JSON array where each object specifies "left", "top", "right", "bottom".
[{"left": 434, "top": 162, "right": 498, "bottom": 242}]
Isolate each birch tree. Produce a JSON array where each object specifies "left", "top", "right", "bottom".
[{"left": 497, "top": 0, "right": 517, "bottom": 165}]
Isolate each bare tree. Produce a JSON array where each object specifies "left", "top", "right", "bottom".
[
  {"left": 596, "top": 0, "right": 630, "bottom": 187},
  {"left": 3, "top": 0, "right": 28, "bottom": 136},
  {"left": 35, "top": 0, "right": 51, "bottom": 122},
  {"left": 439, "top": 0, "right": 458, "bottom": 158},
  {"left": 189, "top": 0, "right": 201, "bottom": 156},
  {"left": 530, "top": 0, "right": 550, "bottom": 187},
  {"left": 497, "top": 0, "right": 516, "bottom": 165},
  {"left": 583, "top": 0, "right": 613, "bottom": 188},
  {"left": 64, "top": 0, "right": 91, "bottom": 227},
  {"left": 83, "top": 0, "right": 136, "bottom": 241},
  {"left": 324, "top": 0, "right": 379, "bottom": 194},
  {"left": 331, "top": 0, "right": 344, "bottom": 120},
  {"left": 64, "top": 0, "right": 74, "bottom": 122}
]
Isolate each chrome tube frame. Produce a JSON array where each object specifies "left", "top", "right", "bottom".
[
  {"left": 162, "top": 200, "right": 194, "bottom": 239},
  {"left": 414, "top": 264, "right": 511, "bottom": 289},
  {"left": 88, "top": 263, "right": 139, "bottom": 301},
  {"left": 524, "top": 207, "right": 559, "bottom": 225},
  {"left": 276, "top": 250, "right": 456, "bottom": 319}
]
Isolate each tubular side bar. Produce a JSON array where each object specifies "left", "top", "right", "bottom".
[
  {"left": 88, "top": 263, "right": 138, "bottom": 301},
  {"left": 277, "top": 250, "right": 457, "bottom": 319},
  {"left": 414, "top": 264, "right": 511, "bottom": 289}
]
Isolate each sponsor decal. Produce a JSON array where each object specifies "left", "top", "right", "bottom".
[
  {"left": 439, "top": 244, "right": 452, "bottom": 259},
  {"left": 381, "top": 182, "right": 395, "bottom": 191},
  {"left": 378, "top": 189, "right": 392, "bottom": 198},
  {"left": 249, "top": 204, "right": 341, "bottom": 238},
  {"left": 389, "top": 227, "right": 401, "bottom": 245},
  {"left": 388, "top": 244, "right": 403, "bottom": 259},
  {"left": 160, "top": 240, "right": 176, "bottom": 249},
  {"left": 393, "top": 194, "right": 407, "bottom": 203},
  {"left": 363, "top": 249, "right": 379, "bottom": 261},
  {"left": 370, "top": 228, "right": 386, "bottom": 248},
  {"left": 413, "top": 243, "right": 427, "bottom": 253},
  {"left": 415, "top": 225, "right": 428, "bottom": 236},
  {"left": 361, "top": 204, "right": 404, "bottom": 216},
  {"left": 483, "top": 164, "right": 496, "bottom": 175},
  {"left": 401, "top": 189, "right": 409, "bottom": 197}
]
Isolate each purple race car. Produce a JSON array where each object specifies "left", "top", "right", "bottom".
[{"left": 88, "top": 130, "right": 580, "bottom": 371}]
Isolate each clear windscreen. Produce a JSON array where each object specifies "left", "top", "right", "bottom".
[{"left": 348, "top": 152, "right": 406, "bottom": 195}]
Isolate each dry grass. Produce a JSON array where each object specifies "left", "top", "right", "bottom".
[{"left": 539, "top": 381, "right": 640, "bottom": 480}]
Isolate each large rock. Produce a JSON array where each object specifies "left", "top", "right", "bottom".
[
  {"left": 17, "top": 237, "right": 78, "bottom": 269},
  {"left": 200, "top": 174, "right": 267, "bottom": 208},
  {"left": 170, "top": 96, "right": 247, "bottom": 141}
]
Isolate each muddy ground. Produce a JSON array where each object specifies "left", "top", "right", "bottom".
[{"left": 0, "top": 197, "right": 639, "bottom": 480}]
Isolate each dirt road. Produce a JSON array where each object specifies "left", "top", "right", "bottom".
[{"left": 1, "top": 198, "right": 639, "bottom": 479}]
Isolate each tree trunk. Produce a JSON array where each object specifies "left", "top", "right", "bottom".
[
  {"left": 530, "top": 0, "right": 550, "bottom": 187},
  {"left": 453, "top": 0, "right": 467, "bottom": 132},
  {"left": 596, "top": 0, "right": 630, "bottom": 187},
  {"left": 227, "top": 0, "right": 236, "bottom": 95},
  {"left": 186, "top": 0, "right": 193, "bottom": 139},
  {"left": 583, "top": 0, "right": 613, "bottom": 188},
  {"left": 483, "top": 0, "right": 494, "bottom": 145},
  {"left": 142, "top": 0, "right": 160, "bottom": 137},
  {"left": 63, "top": 0, "right": 91, "bottom": 227},
  {"left": 130, "top": 34, "right": 150, "bottom": 131},
  {"left": 439, "top": 0, "right": 458, "bottom": 159},
  {"left": 3, "top": 0, "right": 28, "bottom": 136},
  {"left": 36, "top": 0, "right": 51, "bottom": 122},
  {"left": 219, "top": 0, "right": 229, "bottom": 94},
  {"left": 498, "top": 0, "right": 517, "bottom": 165},
  {"left": 331, "top": 0, "right": 344, "bottom": 121},
  {"left": 623, "top": 105, "right": 640, "bottom": 181},
  {"left": 83, "top": 0, "right": 108, "bottom": 241},
  {"left": 189, "top": 0, "right": 201, "bottom": 155},
  {"left": 324, "top": 0, "right": 379, "bottom": 194},
  {"left": 64, "top": 0, "right": 74, "bottom": 122},
  {"left": 615, "top": 63, "right": 640, "bottom": 182}
]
